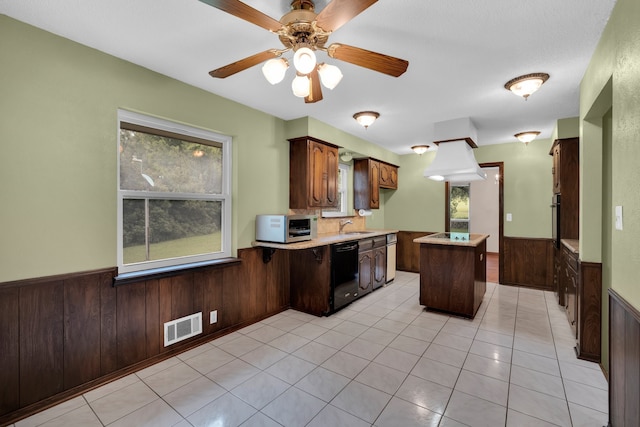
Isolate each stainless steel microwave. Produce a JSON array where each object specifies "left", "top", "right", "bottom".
[{"left": 255, "top": 214, "right": 318, "bottom": 243}]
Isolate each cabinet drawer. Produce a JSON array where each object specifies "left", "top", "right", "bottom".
[{"left": 562, "top": 247, "right": 578, "bottom": 272}]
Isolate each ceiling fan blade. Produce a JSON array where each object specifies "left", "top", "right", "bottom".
[
  {"left": 209, "top": 50, "right": 280, "bottom": 78},
  {"left": 327, "top": 43, "right": 409, "bottom": 77},
  {"left": 315, "top": 0, "right": 378, "bottom": 32},
  {"left": 305, "top": 68, "right": 323, "bottom": 103},
  {"left": 199, "top": 0, "right": 282, "bottom": 32}
]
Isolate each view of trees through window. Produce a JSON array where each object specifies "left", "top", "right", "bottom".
[
  {"left": 449, "top": 184, "right": 470, "bottom": 233},
  {"left": 120, "top": 125, "right": 223, "bottom": 265}
]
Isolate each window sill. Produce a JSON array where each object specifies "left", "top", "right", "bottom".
[{"left": 113, "top": 258, "right": 241, "bottom": 287}]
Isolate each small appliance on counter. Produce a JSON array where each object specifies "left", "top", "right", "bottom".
[{"left": 255, "top": 214, "right": 317, "bottom": 243}]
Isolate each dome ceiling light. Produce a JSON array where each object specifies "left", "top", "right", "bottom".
[
  {"left": 411, "top": 145, "right": 429, "bottom": 155},
  {"left": 514, "top": 131, "right": 541, "bottom": 145},
  {"left": 504, "top": 73, "right": 550, "bottom": 100},
  {"left": 353, "top": 111, "right": 380, "bottom": 129}
]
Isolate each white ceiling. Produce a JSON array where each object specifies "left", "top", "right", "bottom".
[{"left": 1, "top": 0, "right": 616, "bottom": 154}]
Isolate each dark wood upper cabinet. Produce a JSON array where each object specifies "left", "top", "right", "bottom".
[
  {"left": 354, "top": 158, "right": 399, "bottom": 210},
  {"left": 550, "top": 137, "right": 579, "bottom": 239},
  {"left": 289, "top": 136, "right": 340, "bottom": 209}
]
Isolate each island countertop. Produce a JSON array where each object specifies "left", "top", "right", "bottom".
[
  {"left": 413, "top": 232, "right": 489, "bottom": 247},
  {"left": 252, "top": 229, "right": 398, "bottom": 250}
]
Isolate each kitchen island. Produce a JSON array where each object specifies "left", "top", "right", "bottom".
[{"left": 414, "top": 233, "right": 489, "bottom": 318}]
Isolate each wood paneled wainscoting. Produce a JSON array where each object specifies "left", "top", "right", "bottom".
[
  {"left": 0, "top": 247, "right": 289, "bottom": 425},
  {"left": 503, "top": 237, "right": 554, "bottom": 290},
  {"left": 396, "top": 231, "right": 436, "bottom": 273},
  {"left": 609, "top": 289, "right": 640, "bottom": 427}
]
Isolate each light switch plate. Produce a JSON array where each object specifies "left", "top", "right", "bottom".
[
  {"left": 615, "top": 205, "right": 623, "bottom": 230},
  {"left": 506, "top": 213, "right": 512, "bottom": 222}
]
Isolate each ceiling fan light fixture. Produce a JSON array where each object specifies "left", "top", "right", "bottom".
[
  {"left": 353, "top": 111, "right": 379, "bottom": 129},
  {"left": 504, "top": 73, "right": 550, "bottom": 100},
  {"left": 514, "top": 131, "right": 541, "bottom": 145},
  {"left": 411, "top": 145, "right": 429, "bottom": 155},
  {"left": 291, "top": 74, "right": 310, "bottom": 97},
  {"left": 317, "top": 63, "right": 343, "bottom": 89},
  {"left": 262, "top": 58, "right": 289, "bottom": 84},
  {"left": 293, "top": 47, "right": 316, "bottom": 74}
]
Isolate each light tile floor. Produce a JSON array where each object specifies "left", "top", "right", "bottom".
[{"left": 14, "top": 272, "right": 608, "bottom": 427}]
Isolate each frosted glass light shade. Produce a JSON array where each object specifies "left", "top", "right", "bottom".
[
  {"left": 293, "top": 47, "right": 316, "bottom": 74},
  {"left": 411, "top": 145, "right": 429, "bottom": 155},
  {"left": 514, "top": 131, "right": 540, "bottom": 145},
  {"left": 291, "top": 75, "right": 310, "bottom": 97},
  {"left": 262, "top": 58, "right": 289, "bottom": 84},
  {"left": 504, "top": 73, "right": 550, "bottom": 99},
  {"left": 317, "top": 63, "right": 343, "bottom": 89},
  {"left": 353, "top": 111, "right": 379, "bottom": 129}
]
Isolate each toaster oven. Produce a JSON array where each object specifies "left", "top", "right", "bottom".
[{"left": 255, "top": 214, "right": 317, "bottom": 243}]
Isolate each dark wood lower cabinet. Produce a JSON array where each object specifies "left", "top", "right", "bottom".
[
  {"left": 419, "top": 239, "right": 486, "bottom": 318},
  {"left": 289, "top": 247, "right": 331, "bottom": 316},
  {"left": 0, "top": 247, "right": 291, "bottom": 425}
]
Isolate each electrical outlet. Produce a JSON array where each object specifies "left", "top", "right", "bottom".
[
  {"left": 506, "top": 213, "right": 512, "bottom": 222},
  {"left": 210, "top": 310, "right": 218, "bottom": 324},
  {"left": 615, "top": 206, "right": 623, "bottom": 230}
]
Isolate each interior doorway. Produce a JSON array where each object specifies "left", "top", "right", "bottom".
[{"left": 445, "top": 162, "right": 504, "bottom": 284}]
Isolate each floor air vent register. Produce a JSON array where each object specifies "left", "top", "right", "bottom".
[{"left": 164, "top": 312, "right": 202, "bottom": 347}]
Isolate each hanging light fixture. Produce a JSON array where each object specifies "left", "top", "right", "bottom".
[
  {"left": 514, "top": 131, "right": 541, "bottom": 145},
  {"left": 353, "top": 111, "right": 380, "bottom": 129},
  {"left": 293, "top": 46, "right": 317, "bottom": 74},
  {"left": 411, "top": 145, "right": 429, "bottom": 155},
  {"left": 291, "top": 74, "right": 310, "bottom": 97},
  {"left": 317, "top": 63, "right": 343, "bottom": 89},
  {"left": 262, "top": 58, "right": 289, "bottom": 84},
  {"left": 504, "top": 73, "right": 550, "bottom": 100}
]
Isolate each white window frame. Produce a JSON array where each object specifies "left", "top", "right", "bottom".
[
  {"left": 322, "top": 163, "right": 350, "bottom": 217},
  {"left": 117, "top": 109, "right": 232, "bottom": 274}
]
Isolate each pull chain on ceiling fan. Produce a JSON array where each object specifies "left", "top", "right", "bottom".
[{"left": 199, "top": 0, "right": 409, "bottom": 103}]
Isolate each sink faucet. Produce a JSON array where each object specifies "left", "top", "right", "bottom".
[{"left": 339, "top": 219, "right": 353, "bottom": 234}]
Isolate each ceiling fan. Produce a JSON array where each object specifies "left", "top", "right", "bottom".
[{"left": 199, "top": 0, "right": 409, "bottom": 103}]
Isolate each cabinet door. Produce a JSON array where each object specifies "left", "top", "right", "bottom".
[
  {"left": 373, "top": 246, "right": 386, "bottom": 287},
  {"left": 325, "top": 146, "right": 339, "bottom": 207},
  {"left": 358, "top": 251, "right": 373, "bottom": 295},
  {"left": 379, "top": 163, "right": 398, "bottom": 189},
  {"left": 308, "top": 141, "right": 326, "bottom": 207},
  {"left": 369, "top": 160, "right": 380, "bottom": 209},
  {"left": 552, "top": 145, "right": 561, "bottom": 193}
]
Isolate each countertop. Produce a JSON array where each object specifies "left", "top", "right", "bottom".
[
  {"left": 252, "top": 229, "right": 398, "bottom": 250},
  {"left": 413, "top": 232, "right": 489, "bottom": 247},
  {"left": 561, "top": 239, "right": 579, "bottom": 254}
]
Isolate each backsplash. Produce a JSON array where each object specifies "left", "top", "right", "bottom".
[{"left": 289, "top": 209, "right": 366, "bottom": 234}]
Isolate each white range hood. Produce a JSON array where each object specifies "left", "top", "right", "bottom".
[{"left": 423, "top": 118, "right": 487, "bottom": 182}]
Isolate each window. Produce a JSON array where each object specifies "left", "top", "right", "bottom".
[
  {"left": 322, "top": 163, "right": 350, "bottom": 217},
  {"left": 449, "top": 183, "right": 470, "bottom": 233},
  {"left": 117, "top": 110, "right": 231, "bottom": 274}
]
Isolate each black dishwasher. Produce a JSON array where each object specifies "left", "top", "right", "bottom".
[{"left": 330, "top": 241, "right": 360, "bottom": 313}]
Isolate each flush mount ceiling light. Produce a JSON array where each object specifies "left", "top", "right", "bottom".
[
  {"left": 514, "top": 131, "right": 541, "bottom": 145},
  {"left": 353, "top": 111, "right": 380, "bottom": 129},
  {"left": 411, "top": 145, "right": 429, "bottom": 155},
  {"left": 504, "top": 73, "right": 550, "bottom": 100},
  {"left": 340, "top": 151, "right": 353, "bottom": 162}
]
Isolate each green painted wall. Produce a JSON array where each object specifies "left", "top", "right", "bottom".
[
  {"left": 385, "top": 140, "right": 553, "bottom": 237},
  {"left": 580, "top": 0, "right": 640, "bottom": 309},
  {"left": 0, "top": 16, "right": 401, "bottom": 282},
  {"left": 0, "top": 16, "right": 292, "bottom": 282}
]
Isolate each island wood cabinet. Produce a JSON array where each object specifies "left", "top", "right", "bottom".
[
  {"left": 416, "top": 234, "right": 487, "bottom": 319},
  {"left": 354, "top": 158, "right": 399, "bottom": 209},
  {"left": 289, "top": 136, "right": 340, "bottom": 209},
  {"left": 358, "top": 236, "right": 386, "bottom": 296}
]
